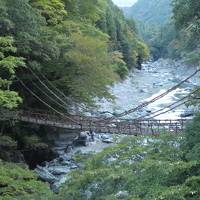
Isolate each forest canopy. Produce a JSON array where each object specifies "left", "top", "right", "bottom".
[{"left": 0, "top": 0, "right": 149, "bottom": 110}]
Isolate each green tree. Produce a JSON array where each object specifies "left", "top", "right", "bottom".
[
  {"left": 172, "top": 0, "right": 200, "bottom": 64},
  {"left": 31, "top": 0, "right": 68, "bottom": 25},
  {"left": 0, "top": 37, "right": 25, "bottom": 109},
  {"left": 58, "top": 33, "right": 118, "bottom": 104}
]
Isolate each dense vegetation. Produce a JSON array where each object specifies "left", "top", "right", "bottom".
[
  {"left": 123, "top": 0, "right": 200, "bottom": 65},
  {"left": 0, "top": 0, "right": 200, "bottom": 199},
  {"left": 58, "top": 126, "right": 200, "bottom": 200},
  {"left": 123, "top": 0, "right": 172, "bottom": 25},
  {"left": 122, "top": 0, "right": 173, "bottom": 60},
  {"left": 0, "top": 160, "right": 53, "bottom": 200},
  {"left": 172, "top": 0, "right": 200, "bottom": 65},
  {"left": 0, "top": 0, "right": 148, "bottom": 110},
  {"left": 2, "top": 119, "right": 200, "bottom": 200}
]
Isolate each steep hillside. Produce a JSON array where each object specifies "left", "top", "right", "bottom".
[{"left": 123, "top": 0, "right": 172, "bottom": 25}]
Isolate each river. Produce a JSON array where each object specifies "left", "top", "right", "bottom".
[{"left": 96, "top": 59, "right": 199, "bottom": 119}]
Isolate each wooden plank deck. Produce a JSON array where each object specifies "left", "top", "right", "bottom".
[{"left": 0, "top": 110, "right": 189, "bottom": 135}]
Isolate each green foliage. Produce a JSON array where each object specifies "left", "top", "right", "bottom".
[
  {"left": 58, "top": 134, "right": 200, "bottom": 200},
  {"left": 0, "top": 160, "right": 53, "bottom": 200},
  {"left": 110, "top": 51, "right": 128, "bottom": 79},
  {"left": 181, "top": 114, "right": 200, "bottom": 162},
  {"left": 22, "top": 135, "right": 48, "bottom": 149},
  {"left": 58, "top": 33, "right": 118, "bottom": 104},
  {"left": 123, "top": 0, "right": 172, "bottom": 25},
  {"left": 98, "top": 1, "right": 149, "bottom": 68},
  {"left": 172, "top": 0, "right": 200, "bottom": 64},
  {"left": 0, "top": 0, "right": 148, "bottom": 109},
  {"left": 123, "top": 0, "right": 200, "bottom": 64},
  {"left": 0, "top": 36, "right": 25, "bottom": 109},
  {"left": 122, "top": 0, "right": 173, "bottom": 60},
  {"left": 31, "top": 0, "right": 68, "bottom": 25}
]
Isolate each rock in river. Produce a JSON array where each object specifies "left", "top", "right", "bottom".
[
  {"left": 101, "top": 134, "right": 114, "bottom": 143},
  {"left": 115, "top": 191, "right": 129, "bottom": 199},
  {"left": 48, "top": 166, "right": 71, "bottom": 175},
  {"left": 35, "top": 166, "right": 58, "bottom": 183}
]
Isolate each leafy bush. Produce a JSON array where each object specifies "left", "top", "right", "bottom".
[
  {"left": 182, "top": 114, "right": 200, "bottom": 162},
  {"left": 0, "top": 160, "right": 54, "bottom": 200},
  {"left": 57, "top": 134, "right": 200, "bottom": 200}
]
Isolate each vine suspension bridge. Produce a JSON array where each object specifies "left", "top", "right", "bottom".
[{"left": 1, "top": 68, "right": 199, "bottom": 135}]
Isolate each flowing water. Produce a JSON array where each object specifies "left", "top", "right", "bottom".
[{"left": 96, "top": 59, "right": 200, "bottom": 120}]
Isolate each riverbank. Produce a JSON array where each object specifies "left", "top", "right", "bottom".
[{"left": 35, "top": 133, "right": 125, "bottom": 192}]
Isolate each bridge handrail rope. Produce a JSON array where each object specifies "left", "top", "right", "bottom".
[
  {"left": 16, "top": 76, "right": 81, "bottom": 127},
  {"left": 36, "top": 68, "right": 116, "bottom": 115},
  {"left": 28, "top": 68, "right": 70, "bottom": 109},
  {"left": 136, "top": 88, "right": 200, "bottom": 120},
  {"left": 34, "top": 68, "right": 91, "bottom": 113},
  {"left": 146, "top": 99, "right": 190, "bottom": 119},
  {"left": 105, "top": 69, "right": 200, "bottom": 120},
  {"left": 31, "top": 81, "right": 68, "bottom": 111}
]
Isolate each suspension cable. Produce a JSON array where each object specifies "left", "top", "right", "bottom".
[
  {"left": 146, "top": 100, "right": 190, "bottom": 120},
  {"left": 28, "top": 67, "right": 70, "bottom": 108},
  {"left": 34, "top": 68, "right": 90, "bottom": 112},
  {"left": 107, "top": 69, "right": 200, "bottom": 119},
  {"left": 16, "top": 76, "right": 81, "bottom": 126},
  {"left": 31, "top": 81, "right": 68, "bottom": 111},
  {"left": 136, "top": 88, "right": 200, "bottom": 120},
  {"left": 34, "top": 68, "right": 111, "bottom": 117}
]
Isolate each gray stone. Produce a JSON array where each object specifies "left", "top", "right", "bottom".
[
  {"left": 73, "top": 131, "right": 90, "bottom": 146},
  {"left": 48, "top": 166, "right": 71, "bottom": 175},
  {"left": 180, "top": 110, "right": 194, "bottom": 118},
  {"left": 115, "top": 191, "right": 129, "bottom": 199},
  {"left": 35, "top": 166, "right": 58, "bottom": 183},
  {"left": 101, "top": 135, "right": 113, "bottom": 143},
  {"left": 59, "top": 155, "right": 72, "bottom": 162},
  {"left": 51, "top": 175, "right": 70, "bottom": 193}
]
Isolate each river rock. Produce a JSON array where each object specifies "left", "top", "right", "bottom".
[
  {"left": 59, "top": 154, "right": 72, "bottom": 162},
  {"left": 180, "top": 110, "right": 194, "bottom": 118},
  {"left": 73, "top": 131, "right": 90, "bottom": 146},
  {"left": 101, "top": 134, "right": 113, "bottom": 143},
  {"left": 48, "top": 166, "right": 71, "bottom": 175},
  {"left": 115, "top": 191, "right": 129, "bottom": 199},
  {"left": 64, "top": 144, "right": 73, "bottom": 153},
  {"left": 70, "top": 163, "right": 79, "bottom": 169},
  {"left": 35, "top": 166, "right": 58, "bottom": 183},
  {"left": 139, "top": 89, "right": 147, "bottom": 93},
  {"left": 51, "top": 175, "right": 70, "bottom": 193}
]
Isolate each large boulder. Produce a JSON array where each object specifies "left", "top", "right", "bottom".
[
  {"left": 73, "top": 131, "right": 90, "bottom": 146},
  {"left": 35, "top": 165, "right": 58, "bottom": 183}
]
